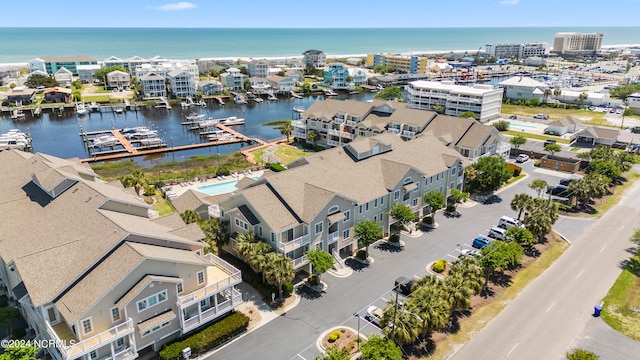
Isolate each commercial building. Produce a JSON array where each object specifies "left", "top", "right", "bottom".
[
  {"left": 553, "top": 32, "right": 604, "bottom": 56},
  {"left": 485, "top": 42, "right": 550, "bottom": 58},
  {"left": 406, "top": 80, "right": 503, "bottom": 122},
  {"left": 0, "top": 150, "right": 243, "bottom": 360},
  {"left": 499, "top": 76, "right": 549, "bottom": 101},
  {"left": 28, "top": 56, "right": 98, "bottom": 76},
  {"left": 366, "top": 53, "right": 428, "bottom": 74},
  {"left": 628, "top": 92, "right": 640, "bottom": 115}
]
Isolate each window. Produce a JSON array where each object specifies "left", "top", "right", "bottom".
[
  {"left": 258, "top": 226, "right": 263, "bottom": 237},
  {"left": 235, "top": 218, "right": 248, "bottom": 230},
  {"left": 403, "top": 177, "right": 412, "bottom": 184},
  {"left": 365, "top": 203, "right": 369, "bottom": 212},
  {"left": 358, "top": 205, "right": 363, "bottom": 214},
  {"left": 412, "top": 198, "right": 419, "bottom": 207},
  {"left": 197, "top": 270, "right": 205, "bottom": 285},
  {"left": 380, "top": 196, "right": 384, "bottom": 205},
  {"left": 451, "top": 167, "right": 456, "bottom": 176},
  {"left": 374, "top": 199, "right": 378, "bottom": 207},
  {"left": 177, "top": 283, "right": 183, "bottom": 294},
  {"left": 141, "top": 320, "right": 172, "bottom": 338},
  {"left": 46, "top": 307, "right": 57, "bottom": 323},
  {"left": 89, "top": 350, "right": 98, "bottom": 360},
  {"left": 315, "top": 222, "right": 323, "bottom": 235},
  {"left": 116, "top": 338, "right": 125, "bottom": 349},
  {"left": 136, "top": 290, "right": 168, "bottom": 313},
  {"left": 270, "top": 232, "right": 275, "bottom": 243},
  {"left": 343, "top": 211, "right": 350, "bottom": 222},
  {"left": 394, "top": 190, "right": 400, "bottom": 200},
  {"left": 436, "top": 173, "right": 440, "bottom": 181},
  {"left": 379, "top": 214, "right": 384, "bottom": 223},
  {"left": 450, "top": 181, "right": 455, "bottom": 189},
  {"left": 328, "top": 205, "right": 339, "bottom": 214},
  {"left": 373, "top": 215, "right": 377, "bottom": 222},
  {"left": 81, "top": 317, "right": 93, "bottom": 335},
  {"left": 342, "top": 229, "right": 350, "bottom": 239},
  {"left": 429, "top": 176, "right": 433, "bottom": 184},
  {"left": 110, "top": 307, "right": 121, "bottom": 323}
]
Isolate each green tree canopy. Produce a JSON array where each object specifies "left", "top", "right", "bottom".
[
  {"left": 94, "top": 66, "right": 127, "bottom": 83},
  {"left": 510, "top": 193, "right": 532, "bottom": 220},
  {"left": 480, "top": 240, "right": 523, "bottom": 281},
  {"left": 360, "top": 335, "right": 402, "bottom": 360},
  {"left": 354, "top": 219, "right": 382, "bottom": 256},
  {"left": 200, "top": 218, "right": 229, "bottom": 254},
  {"left": 459, "top": 111, "right": 477, "bottom": 119},
  {"left": 566, "top": 348, "right": 600, "bottom": 360},
  {"left": 25, "top": 74, "right": 58, "bottom": 88},
  {"left": 423, "top": 190, "right": 446, "bottom": 220},
  {"left": 180, "top": 209, "right": 200, "bottom": 224},
  {"left": 544, "top": 143, "right": 562, "bottom": 156},
  {"left": 465, "top": 156, "right": 512, "bottom": 194},
  {"left": 374, "top": 85, "right": 402, "bottom": 100},
  {"left": 528, "top": 179, "right": 548, "bottom": 198},
  {"left": 0, "top": 344, "right": 40, "bottom": 360},
  {"left": 279, "top": 121, "right": 294, "bottom": 142},
  {"left": 306, "top": 248, "right": 334, "bottom": 282},
  {"left": 388, "top": 203, "right": 417, "bottom": 229},
  {"left": 505, "top": 226, "right": 536, "bottom": 245},
  {"left": 510, "top": 135, "right": 527, "bottom": 149},
  {"left": 306, "top": 129, "right": 319, "bottom": 146},
  {"left": 314, "top": 346, "right": 350, "bottom": 360},
  {"left": 264, "top": 252, "right": 295, "bottom": 298}
]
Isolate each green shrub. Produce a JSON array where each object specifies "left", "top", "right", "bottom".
[
  {"left": 159, "top": 312, "right": 249, "bottom": 360},
  {"left": 308, "top": 274, "right": 320, "bottom": 285},
  {"left": 221, "top": 253, "right": 279, "bottom": 301},
  {"left": 566, "top": 348, "right": 600, "bottom": 360},
  {"left": 143, "top": 185, "right": 156, "bottom": 196},
  {"left": 283, "top": 283, "right": 294, "bottom": 296},
  {"left": 356, "top": 249, "right": 367, "bottom": 260},
  {"left": 423, "top": 216, "right": 434, "bottom": 225},
  {"left": 269, "top": 163, "right": 287, "bottom": 172},
  {"left": 445, "top": 204, "right": 456, "bottom": 212},
  {"left": 433, "top": 259, "right": 447, "bottom": 273},
  {"left": 506, "top": 163, "right": 522, "bottom": 176},
  {"left": 534, "top": 159, "right": 542, "bottom": 167},
  {"left": 328, "top": 330, "right": 342, "bottom": 343},
  {"left": 493, "top": 120, "right": 510, "bottom": 131},
  {"left": 12, "top": 327, "right": 26, "bottom": 339},
  {"left": 389, "top": 233, "right": 400, "bottom": 243}
]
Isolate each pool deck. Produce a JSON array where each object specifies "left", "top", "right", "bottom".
[
  {"left": 163, "top": 170, "right": 264, "bottom": 198},
  {"left": 488, "top": 119, "right": 575, "bottom": 140}
]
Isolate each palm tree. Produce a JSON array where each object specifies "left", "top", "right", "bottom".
[
  {"left": 553, "top": 88, "right": 562, "bottom": 100},
  {"left": 450, "top": 257, "right": 484, "bottom": 295},
  {"left": 180, "top": 209, "right": 200, "bottom": 224},
  {"left": 542, "top": 88, "right": 552, "bottom": 103},
  {"left": 279, "top": 122, "right": 294, "bottom": 142},
  {"left": 264, "top": 252, "right": 295, "bottom": 298},
  {"left": 248, "top": 242, "right": 272, "bottom": 281},
  {"left": 381, "top": 299, "right": 421, "bottom": 346},
  {"left": 407, "top": 285, "right": 451, "bottom": 333},
  {"left": 200, "top": 218, "right": 229, "bottom": 255},
  {"left": 120, "top": 169, "right": 147, "bottom": 195},
  {"left": 306, "top": 129, "right": 319, "bottom": 148},
  {"left": 524, "top": 209, "right": 553, "bottom": 240},
  {"left": 510, "top": 193, "right": 532, "bottom": 220},
  {"left": 235, "top": 231, "right": 257, "bottom": 259},
  {"left": 443, "top": 273, "right": 473, "bottom": 311}
]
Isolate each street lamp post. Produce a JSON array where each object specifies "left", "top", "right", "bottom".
[{"left": 353, "top": 313, "right": 360, "bottom": 352}]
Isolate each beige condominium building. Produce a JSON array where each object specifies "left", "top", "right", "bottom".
[
  {"left": 553, "top": 32, "right": 604, "bottom": 56},
  {"left": 0, "top": 151, "right": 243, "bottom": 360},
  {"left": 208, "top": 132, "right": 470, "bottom": 272}
]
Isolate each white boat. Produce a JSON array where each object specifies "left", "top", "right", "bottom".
[
  {"left": 267, "top": 94, "right": 278, "bottom": 101},
  {"left": 10, "top": 108, "right": 25, "bottom": 120},
  {"left": 186, "top": 113, "right": 206, "bottom": 121},
  {"left": 126, "top": 129, "right": 158, "bottom": 140},
  {"left": 206, "top": 130, "right": 226, "bottom": 140},
  {"left": 254, "top": 98, "right": 264, "bottom": 103},
  {"left": 115, "top": 107, "right": 124, "bottom": 114},
  {"left": 76, "top": 102, "right": 88, "bottom": 115},
  {"left": 92, "top": 135, "right": 119, "bottom": 148},
  {"left": 197, "top": 100, "right": 207, "bottom": 107},
  {"left": 235, "top": 96, "right": 247, "bottom": 104},
  {"left": 139, "top": 137, "right": 164, "bottom": 146},
  {"left": 293, "top": 106, "right": 305, "bottom": 113},
  {"left": 220, "top": 116, "right": 245, "bottom": 125},
  {"left": 0, "top": 129, "right": 32, "bottom": 151}
]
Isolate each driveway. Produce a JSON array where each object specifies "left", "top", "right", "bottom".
[{"left": 207, "top": 162, "right": 594, "bottom": 360}]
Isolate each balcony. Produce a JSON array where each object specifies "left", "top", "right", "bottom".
[
  {"left": 177, "top": 253, "right": 241, "bottom": 308},
  {"left": 327, "top": 129, "right": 354, "bottom": 139},
  {"left": 333, "top": 118, "right": 345, "bottom": 124},
  {"left": 45, "top": 319, "right": 135, "bottom": 360},
  {"left": 292, "top": 120, "right": 306, "bottom": 129},
  {"left": 328, "top": 232, "right": 340, "bottom": 245},
  {"left": 401, "top": 130, "right": 416, "bottom": 138},
  {"left": 345, "top": 120, "right": 357, "bottom": 127},
  {"left": 387, "top": 127, "right": 401, "bottom": 135},
  {"left": 182, "top": 288, "right": 243, "bottom": 333},
  {"left": 290, "top": 255, "right": 310, "bottom": 269},
  {"left": 327, "top": 139, "right": 340, "bottom": 147},
  {"left": 208, "top": 204, "right": 221, "bottom": 218},
  {"left": 278, "top": 234, "right": 310, "bottom": 253},
  {"left": 292, "top": 130, "right": 306, "bottom": 139}
]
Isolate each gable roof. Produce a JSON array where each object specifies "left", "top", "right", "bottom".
[
  {"left": 548, "top": 116, "right": 581, "bottom": 128},
  {"left": 576, "top": 126, "right": 619, "bottom": 140},
  {"left": 499, "top": 76, "right": 548, "bottom": 88}
]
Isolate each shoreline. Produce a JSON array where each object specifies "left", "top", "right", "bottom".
[{"left": 1, "top": 43, "right": 638, "bottom": 70}]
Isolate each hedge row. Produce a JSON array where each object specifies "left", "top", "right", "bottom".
[
  {"left": 269, "top": 163, "right": 287, "bottom": 172},
  {"left": 159, "top": 312, "right": 249, "bottom": 360}
]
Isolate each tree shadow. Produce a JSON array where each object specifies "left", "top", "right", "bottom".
[
  {"left": 620, "top": 256, "right": 640, "bottom": 276},
  {"left": 440, "top": 309, "right": 470, "bottom": 334},
  {"left": 524, "top": 245, "right": 541, "bottom": 258},
  {"left": 375, "top": 242, "right": 404, "bottom": 253},
  {"left": 345, "top": 258, "right": 369, "bottom": 272},
  {"left": 482, "top": 194, "right": 502, "bottom": 205},
  {"left": 402, "top": 334, "right": 436, "bottom": 359},
  {"left": 294, "top": 284, "right": 323, "bottom": 300},
  {"left": 490, "top": 271, "right": 514, "bottom": 288}
]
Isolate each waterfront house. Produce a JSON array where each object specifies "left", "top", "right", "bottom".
[
  {"left": 43, "top": 87, "right": 72, "bottom": 103},
  {"left": 198, "top": 80, "right": 223, "bottom": 95},
  {"left": 574, "top": 126, "right": 619, "bottom": 147},
  {"left": 302, "top": 49, "right": 326, "bottom": 69},
  {"left": 248, "top": 77, "right": 271, "bottom": 94},
  {"left": 207, "top": 132, "right": 468, "bottom": 272},
  {"left": 366, "top": 53, "right": 428, "bottom": 74},
  {"left": 103, "top": 55, "right": 151, "bottom": 74},
  {"left": 284, "top": 70, "right": 303, "bottom": 83},
  {"left": 499, "top": 76, "right": 549, "bottom": 101},
  {"left": 168, "top": 70, "right": 197, "bottom": 98},
  {"left": 247, "top": 59, "right": 269, "bottom": 78},
  {"left": 139, "top": 72, "right": 167, "bottom": 98},
  {"left": 324, "top": 63, "right": 353, "bottom": 90},
  {"left": 545, "top": 116, "right": 582, "bottom": 136},
  {"left": 76, "top": 64, "right": 101, "bottom": 84},
  {"left": 29, "top": 56, "right": 98, "bottom": 75},
  {"left": 5, "top": 87, "right": 36, "bottom": 105},
  {"left": 347, "top": 68, "right": 368, "bottom": 86},
  {"left": 266, "top": 75, "right": 296, "bottom": 93},
  {"left": 556, "top": 90, "right": 610, "bottom": 106},
  {"left": 220, "top": 68, "right": 245, "bottom": 90},
  {"left": 0, "top": 150, "right": 243, "bottom": 360},
  {"left": 106, "top": 70, "right": 132, "bottom": 90},
  {"left": 54, "top": 67, "right": 73, "bottom": 85},
  {"left": 406, "top": 80, "right": 503, "bottom": 123}
]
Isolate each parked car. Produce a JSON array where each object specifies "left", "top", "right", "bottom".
[
  {"left": 366, "top": 306, "right": 383, "bottom": 327},
  {"left": 516, "top": 154, "right": 530, "bottom": 163},
  {"left": 534, "top": 114, "right": 549, "bottom": 120},
  {"left": 488, "top": 227, "right": 508, "bottom": 240},
  {"left": 616, "top": 109, "right": 623, "bottom": 115},
  {"left": 559, "top": 178, "right": 579, "bottom": 186},
  {"left": 472, "top": 236, "right": 493, "bottom": 249},
  {"left": 547, "top": 184, "right": 569, "bottom": 197},
  {"left": 544, "top": 139, "right": 557, "bottom": 146},
  {"left": 459, "top": 248, "right": 480, "bottom": 258},
  {"left": 509, "top": 115, "right": 518, "bottom": 120},
  {"left": 394, "top": 276, "right": 417, "bottom": 296},
  {"left": 498, "top": 215, "right": 525, "bottom": 229},
  {"left": 632, "top": 126, "right": 640, "bottom": 134}
]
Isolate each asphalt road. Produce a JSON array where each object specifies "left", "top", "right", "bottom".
[
  {"left": 208, "top": 161, "right": 583, "bottom": 360},
  {"left": 448, "top": 174, "right": 640, "bottom": 360}
]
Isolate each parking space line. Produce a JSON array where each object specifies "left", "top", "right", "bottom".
[
  {"left": 546, "top": 301, "right": 556, "bottom": 313},
  {"left": 507, "top": 342, "right": 519, "bottom": 357},
  {"left": 600, "top": 245, "right": 607, "bottom": 253},
  {"left": 297, "top": 355, "right": 306, "bottom": 360},
  {"left": 576, "top": 270, "right": 584, "bottom": 279}
]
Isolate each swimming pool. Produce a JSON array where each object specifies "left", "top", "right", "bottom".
[
  {"left": 197, "top": 176, "right": 259, "bottom": 196},
  {"left": 508, "top": 122, "right": 538, "bottom": 130}
]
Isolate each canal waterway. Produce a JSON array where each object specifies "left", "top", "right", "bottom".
[{"left": 0, "top": 92, "right": 374, "bottom": 167}]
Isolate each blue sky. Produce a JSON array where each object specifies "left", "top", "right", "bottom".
[{"left": 3, "top": 0, "right": 639, "bottom": 27}]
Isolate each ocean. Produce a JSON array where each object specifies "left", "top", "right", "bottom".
[{"left": 1, "top": 27, "right": 639, "bottom": 64}]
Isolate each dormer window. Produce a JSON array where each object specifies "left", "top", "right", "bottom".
[{"left": 328, "top": 205, "right": 339, "bottom": 215}]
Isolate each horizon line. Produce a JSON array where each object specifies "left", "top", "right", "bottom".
[{"left": 0, "top": 25, "right": 637, "bottom": 29}]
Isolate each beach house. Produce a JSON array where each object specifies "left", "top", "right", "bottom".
[
  {"left": 43, "top": 87, "right": 72, "bottom": 103},
  {"left": 0, "top": 150, "right": 243, "bottom": 360},
  {"left": 302, "top": 49, "right": 326, "bottom": 69},
  {"left": 198, "top": 80, "right": 223, "bottom": 96},
  {"left": 220, "top": 68, "right": 245, "bottom": 90},
  {"left": 324, "top": 63, "right": 352, "bottom": 90},
  {"left": 106, "top": 70, "right": 131, "bottom": 90},
  {"left": 5, "top": 87, "right": 36, "bottom": 105},
  {"left": 54, "top": 67, "right": 74, "bottom": 85},
  {"left": 266, "top": 75, "right": 296, "bottom": 93},
  {"left": 28, "top": 56, "right": 98, "bottom": 76},
  {"left": 499, "top": 76, "right": 549, "bottom": 101},
  {"left": 76, "top": 64, "right": 101, "bottom": 84},
  {"left": 207, "top": 133, "right": 468, "bottom": 272},
  {"left": 139, "top": 72, "right": 167, "bottom": 98},
  {"left": 168, "top": 70, "right": 197, "bottom": 98},
  {"left": 246, "top": 59, "right": 269, "bottom": 78}
]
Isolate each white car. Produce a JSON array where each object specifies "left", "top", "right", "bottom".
[
  {"left": 459, "top": 248, "right": 480, "bottom": 258},
  {"left": 366, "top": 306, "right": 383, "bottom": 328},
  {"left": 516, "top": 154, "right": 530, "bottom": 163}
]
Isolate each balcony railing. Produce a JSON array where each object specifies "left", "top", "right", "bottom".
[
  {"left": 291, "top": 255, "right": 310, "bottom": 269},
  {"left": 182, "top": 288, "right": 242, "bottom": 333},
  {"left": 333, "top": 118, "right": 345, "bottom": 124},
  {"left": 278, "top": 234, "right": 310, "bottom": 253},
  {"left": 387, "top": 127, "right": 401, "bottom": 134},
  {"left": 328, "top": 232, "right": 339, "bottom": 245},
  {"left": 327, "top": 129, "right": 354, "bottom": 139},
  {"left": 208, "top": 204, "right": 221, "bottom": 218},
  {"left": 177, "top": 254, "right": 241, "bottom": 308},
  {"left": 327, "top": 139, "right": 340, "bottom": 147},
  {"left": 44, "top": 319, "right": 134, "bottom": 359},
  {"left": 401, "top": 130, "right": 416, "bottom": 138},
  {"left": 292, "top": 130, "right": 306, "bottom": 139},
  {"left": 345, "top": 120, "right": 357, "bottom": 127},
  {"left": 292, "top": 120, "right": 306, "bottom": 128}
]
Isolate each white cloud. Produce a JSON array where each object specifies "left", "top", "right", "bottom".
[
  {"left": 500, "top": 0, "right": 520, "bottom": 4},
  {"left": 155, "top": 2, "right": 198, "bottom": 11}
]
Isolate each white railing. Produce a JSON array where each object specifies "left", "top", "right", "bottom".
[
  {"left": 182, "top": 288, "right": 243, "bottom": 333},
  {"left": 110, "top": 347, "right": 137, "bottom": 360},
  {"left": 292, "top": 130, "right": 306, "bottom": 139},
  {"left": 208, "top": 204, "right": 221, "bottom": 218},
  {"left": 45, "top": 319, "right": 134, "bottom": 359},
  {"left": 333, "top": 118, "right": 345, "bottom": 124},
  {"left": 387, "top": 127, "right": 401, "bottom": 134},
  {"left": 345, "top": 120, "right": 357, "bottom": 127},
  {"left": 291, "top": 255, "right": 309, "bottom": 269},
  {"left": 328, "top": 232, "right": 339, "bottom": 245},
  {"left": 292, "top": 120, "right": 306, "bottom": 128},
  {"left": 177, "top": 254, "right": 241, "bottom": 307},
  {"left": 497, "top": 142, "right": 511, "bottom": 154},
  {"left": 327, "top": 129, "right": 354, "bottom": 139},
  {"left": 331, "top": 249, "right": 345, "bottom": 269},
  {"left": 402, "top": 130, "right": 416, "bottom": 138},
  {"left": 327, "top": 139, "right": 340, "bottom": 147},
  {"left": 278, "top": 234, "right": 310, "bottom": 253}
]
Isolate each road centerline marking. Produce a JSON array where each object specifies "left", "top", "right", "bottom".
[
  {"left": 507, "top": 342, "right": 519, "bottom": 357},
  {"left": 576, "top": 270, "right": 584, "bottom": 279},
  {"left": 546, "top": 301, "right": 556, "bottom": 312},
  {"left": 600, "top": 245, "right": 607, "bottom": 253}
]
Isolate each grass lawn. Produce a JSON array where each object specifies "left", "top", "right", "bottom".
[
  {"left": 506, "top": 173, "right": 526, "bottom": 185},
  {"left": 431, "top": 236, "right": 570, "bottom": 359},
  {"left": 0, "top": 86, "right": 9, "bottom": 92},
  {"left": 81, "top": 94, "right": 117, "bottom": 103},
  {"left": 592, "top": 171, "right": 640, "bottom": 216},
  {"left": 152, "top": 193, "right": 175, "bottom": 216},
  {"left": 601, "top": 229, "right": 640, "bottom": 341},
  {"left": 250, "top": 144, "right": 307, "bottom": 164},
  {"left": 503, "top": 130, "right": 571, "bottom": 144},
  {"left": 502, "top": 104, "right": 640, "bottom": 125}
]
